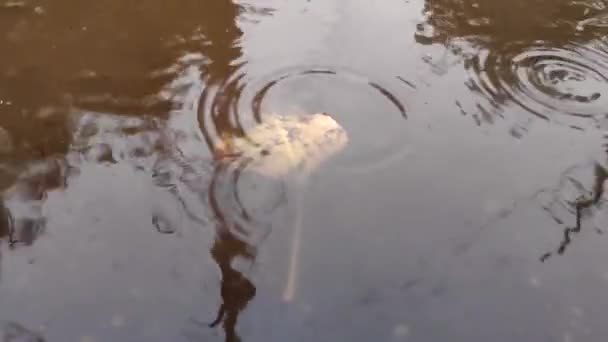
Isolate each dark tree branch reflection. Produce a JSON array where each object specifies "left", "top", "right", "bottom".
[
  {"left": 540, "top": 162, "right": 608, "bottom": 262},
  {"left": 206, "top": 163, "right": 257, "bottom": 342}
]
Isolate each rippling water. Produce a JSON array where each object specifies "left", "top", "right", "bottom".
[
  {"left": 2, "top": 0, "right": 608, "bottom": 341},
  {"left": 462, "top": 41, "right": 608, "bottom": 128},
  {"left": 199, "top": 63, "right": 411, "bottom": 174}
]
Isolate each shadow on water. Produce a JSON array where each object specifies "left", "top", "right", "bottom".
[{"left": 415, "top": 0, "right": 608, "bottom": 130}]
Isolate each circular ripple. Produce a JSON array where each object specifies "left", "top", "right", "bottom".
[
  {"left": 207, "top": 158, "right": 288, "bottom": 245},
  {"left": 197, "top": 63, "right": 413, "bottom": 240},
  {"left": 197, "top": 61, "right": 252, "bottom": 155},
  {"left": 465, "top": 42, "right": 608, "bottom": 128},
  {"left": 198, "top": 64, "right": 412, "bottom": 174}
]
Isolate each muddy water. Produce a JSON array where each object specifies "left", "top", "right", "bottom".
[{"left": 1, "top": 0, "right": 608, "bottom": 341}]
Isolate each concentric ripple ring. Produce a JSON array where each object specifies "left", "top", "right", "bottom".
[{"left": 465, "top": 41, "right": 608, "bottom": 128}]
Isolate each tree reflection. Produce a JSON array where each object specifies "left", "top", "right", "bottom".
[
  {"left": 415, "top": 0, "right": 607, "bottom": 47},
  {"left": 540, "top": 162, "right": 607, "bottom": 262},
  {"left": 0, "top": 3, "right": 261, "bottom": 337},
  {"left": 0, "top": 0, "right": 251, "bottom": 235},
  {"left": 0, "top": 0, "right": 245, "bottom": 164},
  {"left": 207, "top": 229, "right": 256, "bottom": 342},
  {"left": 206, "top": 163, "right": 257, "bottom": 342}
]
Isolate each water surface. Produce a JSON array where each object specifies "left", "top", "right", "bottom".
[{"left": 1, "top": 0, "right": 608, "bottom": 341}]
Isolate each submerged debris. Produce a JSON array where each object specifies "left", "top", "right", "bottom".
[{"left": 214, "top": 112, "right": 349, "bottom": 177}]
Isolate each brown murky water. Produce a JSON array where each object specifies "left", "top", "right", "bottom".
[{"left": 1, "top": 0, "right": 608, "bottom": 341}]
